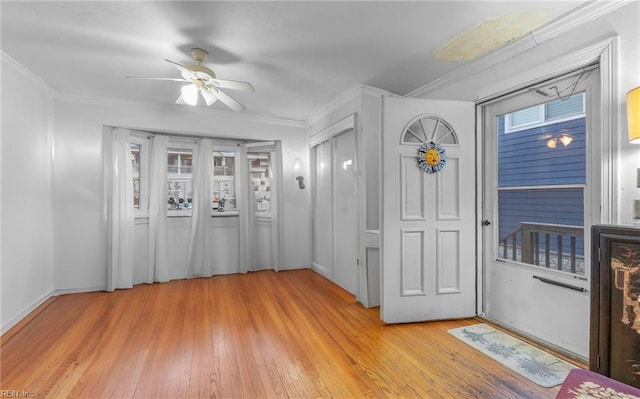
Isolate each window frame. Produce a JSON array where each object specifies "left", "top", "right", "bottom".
[
  {"left": 167, "top": 141, "right": 196, "bottom": 217},
  {"left": 211, "top": 144, "right": 240, "bottom": 215},
  {"left": 130, "top": 133, "right": 149, "bottom": 217}
]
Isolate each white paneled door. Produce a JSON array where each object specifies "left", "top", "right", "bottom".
[{"left": 381, "top": 96, "right": 475, "bottom": 323}]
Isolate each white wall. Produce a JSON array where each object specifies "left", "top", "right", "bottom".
[
  {"left": 1, "top": 55, "right": 56, "bottom": 332},
  {"left": 52, "top": 96, "right": 310, "bottom": 291},
  {"left": 412, "top": 1, "right": 640, "bottom": 225}
]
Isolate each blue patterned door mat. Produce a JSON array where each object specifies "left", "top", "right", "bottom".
[{"left": 448, "top": 323, "right": 577, "bottom": 387}]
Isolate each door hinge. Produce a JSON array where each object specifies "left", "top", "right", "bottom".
[
  {"left": 356, "top": 258, "right": 360, "bottom": 265},
  {"left": 597, "top": 354, "right": 601, "bottom": 370}
]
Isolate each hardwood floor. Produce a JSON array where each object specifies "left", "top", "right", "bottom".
[{"left": 1, "top": 269, "right": 581, "bottom": 398}]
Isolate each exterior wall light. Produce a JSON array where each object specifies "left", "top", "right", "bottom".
[
  {"left": 558, "top": 134, "right": 573, "bottom": 147},
  {"left": 294, "top": 157, "right": 305, "bottom": 189}
]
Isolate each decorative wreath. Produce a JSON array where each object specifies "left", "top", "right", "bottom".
[{"left": 417, "top": 141, "right": 447, "bottom": 174}]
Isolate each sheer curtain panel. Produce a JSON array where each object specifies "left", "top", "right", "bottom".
[
  {"left": 104, "top": 128, "right": 134, "bottom": 291},
  {"left": 147, "top": 134, "right": 169, "bottom": 283},
  {"left": 187, "top": 138, "right": 214, "bottom": 278}
]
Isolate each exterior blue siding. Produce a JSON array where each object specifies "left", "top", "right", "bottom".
[{"left": 498, "top": 117, "right": 586, "bottom": 187}]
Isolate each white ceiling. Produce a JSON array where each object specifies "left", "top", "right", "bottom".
[{"left": 1, "top": 1, "right": 588, "bottom": 122}]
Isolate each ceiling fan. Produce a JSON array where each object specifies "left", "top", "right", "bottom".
[{"left": 127, "top": 48, "right": 254, "bottom": 112}]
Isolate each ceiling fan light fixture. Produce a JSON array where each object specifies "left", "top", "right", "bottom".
[
  {"left": 201, "top": 88, "right": 218, "bottom": 106},
  {"left": 129, "top": 48, "right": 252, "bottom": 111},
  {"left": 181, "top": 84, "right": 199, "bottom": 106}
]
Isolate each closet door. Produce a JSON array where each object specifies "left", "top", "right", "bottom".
[
  {"left": 332, "top": 129, "right": 358, "bottom": 294},
  {"left": 311, "top": 131, "right": 358, "bottom": 295}
]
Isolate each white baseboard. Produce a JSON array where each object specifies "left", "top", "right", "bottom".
[
  {"left": 1, "top": 285, "right": 107, "bottom": 335},
  {"left": 1, "top": 289, "right": 54, "bottom": 335},
  {"left": 53, "top": 286, "right": 107, "bottom": 296},
  {"left": 276, "top": 265, "right": 311, "bottom": 272},
  {"left": 311, "top": 262, "right": 330, "bottom": 278}
]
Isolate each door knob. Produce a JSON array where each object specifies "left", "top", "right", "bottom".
[{"left": 481, "top": 220, "right": 491, "bottom": 226}]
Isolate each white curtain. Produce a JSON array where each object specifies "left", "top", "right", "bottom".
[
  {"left": 104, "top": 128, "right": 134, "bottom": 291},
  {"left": 147, "top": 134, "right": 169, "bottom": 283},
  {"left": 187, "top": 138, "right": 214, "bottom": 278}
]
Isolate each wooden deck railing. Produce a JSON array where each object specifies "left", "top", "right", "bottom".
[{"left": 499, "top": 222, "right": 584, "bottom": 274}]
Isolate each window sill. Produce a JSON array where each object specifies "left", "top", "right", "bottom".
[
  {"left": 136, "top": 210, "right": 240, "bottom": 218},
  {"left": 167, "top": 210, "right": 193, "bottom": 217},
  {"left": 212, "top": 210, "right": 239, "bottom": 217}
]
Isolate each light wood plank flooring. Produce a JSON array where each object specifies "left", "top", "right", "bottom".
[{"left": 1, "top": 269, "right": 582, "bottom": 398}]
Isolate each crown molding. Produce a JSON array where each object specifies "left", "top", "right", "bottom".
[
  {"left": 54, "top": 92, "right": 306, "bottom": 128},
  {"left": 361, "top": 84, "right": 396, "bottom": 98},
  {"left": 534, "top": 0, "right": 630, "bottom": 43},
  {"left": 306, "top": 84, "right": 395, "bottom": 127},
  {"left": 1, "top": 51, "right": 57, "bottom": 98},
  {"left": 309, "top": 113, "right": 356, "bottom": 148},
  {"left": 407, "top": 0, "right": 629, "bottom": 99}
]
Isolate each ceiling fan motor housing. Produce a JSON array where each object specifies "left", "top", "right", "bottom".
[
  {"left": 191, "top": 48, "right": 208, "bottom": 62},
  {"left": 186, "top": 48, "right": 216, "bottom": 79}
]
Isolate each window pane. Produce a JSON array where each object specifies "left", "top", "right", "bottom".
[
  {"left": 180, "top": 153, "right": 192, "bottom": 174},
  {"left": 497, "top": 100, "right": 587, "bottom": 275},
  {"left": 212, "top": 151, "right": 236, "bottom": 211},
  {"left": 498, "top": 116, "right": 586, "bottom": 187},
  {"left": 497, "top": 188, "right": 584, "bottom": 274},
  {"left": 249, "top": 153, "right": 271, "bottom": 214},
  {"left": 509, "top": 106, "right": 541, "bottom": 128},
  {"left": 545, "top": 93, "right": 584, "bottom": 121},
  {"left": 130, "top": 143, "right": 140, "bottom": 210},
  {"left": 168, "top": 150, "right": 192, "bottom": 174},
  {"left": 167, "top": 149, "right": 193, "bottom": 212}
]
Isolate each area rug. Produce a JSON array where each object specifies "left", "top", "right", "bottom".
[
  {"left": 448, "top": 323, "right": 577, "bottom": 387},
  {"left": 556, "top": 368, "right": 640, "bottom": 399}
]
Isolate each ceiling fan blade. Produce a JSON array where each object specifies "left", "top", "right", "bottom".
[
  {"left": 126, "top": 77, "right": 189, "bottom": 82},
  {"left": 165, "top": 59, "right": 197, "bottom": 80},
  {"left": 200, "top": 87, "right": 218, "bottom": 106},
  {"left": 175, "top": 94, "right": 188, "bottom": 105},
  {"left": 209, "top": 78, "right": 254, "bottom": 92},
  {"left": 211, "top": 88, "right": 245, "bottom": 112}
]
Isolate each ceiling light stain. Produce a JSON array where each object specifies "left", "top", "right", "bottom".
[{"left": 435, "top": 10, "right": 550, "bottom": 63}]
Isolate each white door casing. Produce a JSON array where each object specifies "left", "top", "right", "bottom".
[{"left": 381, "top": 96, "right": 475, "bottom": 323}]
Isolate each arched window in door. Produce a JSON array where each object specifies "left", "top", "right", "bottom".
[{"left": 401, "top": 115, "right": 458, "bottom": 145}]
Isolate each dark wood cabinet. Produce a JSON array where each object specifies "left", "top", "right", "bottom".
[{"left": 591, "top": 224, "right": 640, "bottom": 388}]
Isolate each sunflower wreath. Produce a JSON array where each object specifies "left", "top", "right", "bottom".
[{"left": 417, "top": 141, "right": 447, "bottom": 174}]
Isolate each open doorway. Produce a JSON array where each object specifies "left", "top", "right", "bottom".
[
  {"left": 243, "top": 142, "right": 281, "bottom": 272},
  {"left": 481, "top": 67, "right": 600, "bottom": 359}
]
